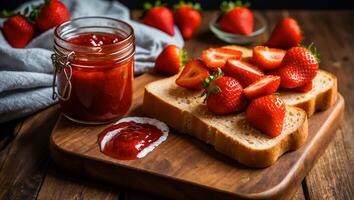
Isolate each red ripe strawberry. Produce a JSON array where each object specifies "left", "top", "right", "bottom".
[
  {"left": 203, "top": 73, "right": 246, "bottom": 114},
  {"left": 201, "top": 47, "right": 242, "bottom": 68},
  {"left": 244, "top": 75, "right": 280, "bottom": 99},
  {"left": 274, "top": 44, "right": 319, "bottom": 89},
  {"left": 252, "top": 46, "right": 286, "bottom": 70},
  {"left": 246, "top": 95, "right": 286, "bottom": 138},
  {"left": 218, "top": 1, "right": 253, "bottom": 35},
  {"left": 176, "top": 59, "right": 210, "bottom": 90},
  {"left": 293, "top": 81, "right": 313, "bottom": 92},
  {"left": 2, "top": 15, "right": 35, "bottom": 48},
  {"left": 174, "top": 2, "right": 202, "bottom": 40},
  {"left": 224, "top": 59, "right": 264, "bottom": 87},
  {"left": 143, "top": 1, "right": 174, "bottom": 36},
  {"left": 266, "top": 18, "right": 303, "bottom": 49},
  {"left": 155, "top": 45, "right": 188, "bottom": 75},
  {"left": 31, "top": 0, "right": 70, "bottom": 32}
]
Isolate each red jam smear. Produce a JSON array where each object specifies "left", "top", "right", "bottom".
[
  {"left": 98, "top": 121, "right": 164, "bottom": 160},
  {"left": 58, "top": 32, "right": 133, "bottom": 122}
]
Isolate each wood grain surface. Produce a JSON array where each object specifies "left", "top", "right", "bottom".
[{"left": 0, "top": 10, "right": 353, "bottom": 200}]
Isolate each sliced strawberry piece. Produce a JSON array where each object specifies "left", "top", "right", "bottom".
[
  {"left": 293, "top": 81, "right": 313, "bottom": 92},
  {"left": 244, "top": 75, "right": 281, "bottom": 99},
  {"left": 201, "top": 47, "right": 242, "bottom": 68},
  {"left": 252, "top": 46, "right": 286, "bottom": 70},
  {"left": 176, "top": 59, "right": 210, "bottom": 90},
  {"left": 224, "top": 59, "right": 264, "bottom": 87},
  {"left": 246, "top": 95, "right": 286, "bottom": 138}
]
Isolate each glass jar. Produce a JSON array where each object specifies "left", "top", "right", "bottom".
[{"left": 52, "top": 17, "right": 135, "bottom": 124}]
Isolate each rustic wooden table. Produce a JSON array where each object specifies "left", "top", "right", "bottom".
[{"left": 0, "top": 10, "right": 353, "bottom": 200}]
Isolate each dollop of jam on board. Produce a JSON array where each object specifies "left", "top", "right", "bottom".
[{"left": 98, "top": 118, "right": 168, "bottom": 160}]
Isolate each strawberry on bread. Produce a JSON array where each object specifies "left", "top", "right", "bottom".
[
  {"left": 224, "top": 59, "right": 264, "bottom": 87},
  {"left": 155, "top": 45, "right": 188, "bottom": 75},
  {"left": 246, "top": 95, "right": 286, "bottom": 138},
  {"left": 273, "top": 44, "right": 319, "bottom": 89},
  {"left": 252, "top": 46, "right": 286, "bottom": 70},
  {"left": 202, "top": 47, "right": 242, "bottom": 68},
  {"left": 30, "top": 0, "right": 70, "bottom": 32},
  {"left": 143, "top": 1, "right": 175, "bottom": 36},
  {"left": 266, "top": 18, "right": 303, "bottom": 49},
  {"left": 176, "top": 59, "right": 210, "bottom": 90},
  {"left": 218, "top": 1, "right": 253, "bottom": 35},
  {"left": 244, "top": 75, "right": 280, "bottom": 99},
  {"left": 202, "top": 70, "right": 246, "bottom": 114},
  {"left": 174, "top": 1, "right": 202, "bottom": 40}
]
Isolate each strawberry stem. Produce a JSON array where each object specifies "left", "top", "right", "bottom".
[
  {"left": 143, "top": 0, "right": 164, "bottom": 10},
  {"left": 220, "top": 1, "right": 250, "bottom": 13},
  {"left": 173, "top": 1, "right": 202, "bottom": 12},
  {"left": 0, "top": 10, "right": 17, "bottom": 18},
  {"left": 202, "top": 68, "right": 223, "bottom": 88},
  {"left": 179, "top": 49, "right": 189, "bottom": 66},
  {"left": 307, "top": 43, "right": 321, "bottom": 63}
]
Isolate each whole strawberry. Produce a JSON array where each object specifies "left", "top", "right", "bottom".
[
  {"left": 246, "top": 95, "right": 285, "bottom": 138},
  {"left": 174, "top": 1, "right": 202, "bottom": 40},
  {"left": 274, "top": 44, "right": 319, "bottom": 89},
  {"left": 155, "top": 44, "right": 188, "bottom": 75},
  {"left": 219, "top": 1, "right": 254, "bottom": 36},
  {"left": 266, "top": 18, "right": 303, "bottom": 49},
  {"left": 143, "top": 1, "right": 174, "bottom": 36},
  {"left": 2, "top": 14, "right": 35, "bottom": 48},
  {"left": 30, "top": 0, "right": 70, "bottom": 32},
  {"left": 203, "top": 70, "right": 247, "bottom": 114}
]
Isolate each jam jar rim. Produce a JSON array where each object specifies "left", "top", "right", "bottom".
[{"left": 54, "top": 16, "right": 134, "bottom": 50}]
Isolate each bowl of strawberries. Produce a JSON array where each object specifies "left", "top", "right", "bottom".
[{"left": 209, "top": 1, "right": 267, "bottom": 44}]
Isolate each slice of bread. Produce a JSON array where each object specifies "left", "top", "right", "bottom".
[
  {"left": 223, "top": 45, "right": 338, "bottom": 116},
  {"left": 142, "top": 45, "right": 337, "bottom": 167},
  {"left": 143, "top": 76, "right": 308, "bottom": 168}
]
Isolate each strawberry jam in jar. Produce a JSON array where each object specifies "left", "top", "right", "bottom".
[{"left": 52, "top": 17, "right": 135, "bottom": 124}]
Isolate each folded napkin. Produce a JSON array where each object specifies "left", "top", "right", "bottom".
[{"left": 0, "top": 0, "right": 184, "bottom": 123}]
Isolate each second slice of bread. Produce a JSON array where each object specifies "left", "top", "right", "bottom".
[{"left": 143, "top": 76, "right": 308, "bottom": 167}]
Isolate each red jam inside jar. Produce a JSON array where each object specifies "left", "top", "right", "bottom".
[{"left": 53, "top": 17, "right": 135, "bottom": 124}]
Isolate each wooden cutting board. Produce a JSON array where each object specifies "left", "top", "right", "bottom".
[{"left": 50, "top": 71, "right": 344, "bottom": 200}]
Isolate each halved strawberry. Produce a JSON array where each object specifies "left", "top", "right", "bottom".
[
  {"left": 246, "top": 95, "right": 286, "bottom": 138},
  {"left": 244, "top": 75, "right": 280, "bottom": 99},
  {"left": 176, "top": 59, "right": 210, "bottom": 90},
  {"left": 224, "top": 59, "right": 264, "bottom": 87},
  {"left": 155, "top": 45, "right": 188, "bottom": 75},
  {"left": 252, "top": 46, "right": 286, "bottom": 70},
  {"left": 201, "top": 47, "right": 242, "bottom": 68},
  {"left": 293, "top": 81, "right": 313, "bottom": 92}
]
